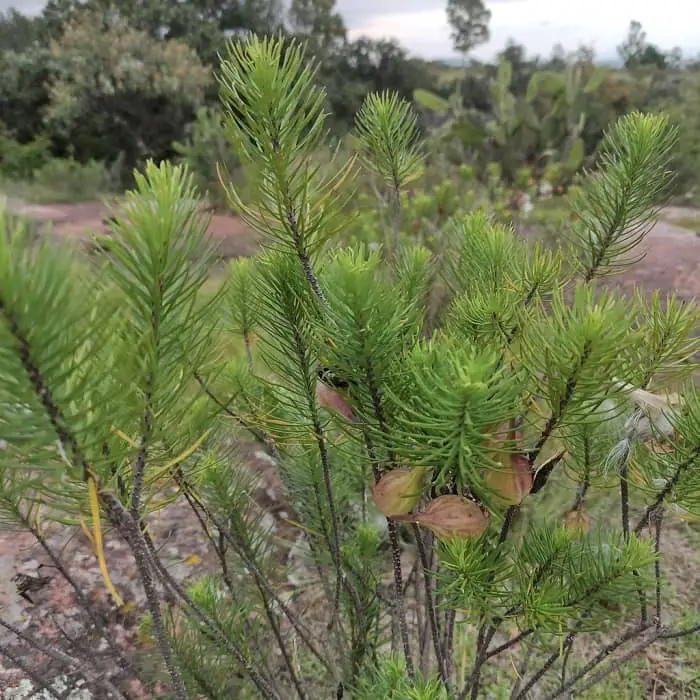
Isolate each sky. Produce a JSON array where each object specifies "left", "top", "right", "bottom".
[
  {"left": 339, "top": 0, "right": 700, "bottom": 61},
  {"left": 3, "top": 0, "right": 699, "bottom": 61}
]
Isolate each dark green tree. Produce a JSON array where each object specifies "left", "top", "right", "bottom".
[
  {"left": 446, "top": 0, "right": 491, "bottom": 56},
  {"left": 288, "top": 0, "right": 346, "bottom": 56},
  {"left": 617, "top": 20, "right": 667, "bottom": 70}
]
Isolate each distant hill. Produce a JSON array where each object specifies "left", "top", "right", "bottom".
[{"left": 429, "top": 54, "right": 624, "bottom": 68}]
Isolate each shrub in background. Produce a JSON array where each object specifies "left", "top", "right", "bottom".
[{"left": 174, "top": 106, "right": 243, "bottom": 212}]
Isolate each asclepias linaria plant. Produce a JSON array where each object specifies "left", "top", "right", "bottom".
[{"left": 1, "top": 33, "right": 700, "bottom": 700}]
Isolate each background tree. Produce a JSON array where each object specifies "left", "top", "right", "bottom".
[
  {"left": 617, "top": 20, "right": 667, "bottom": 70},
  {"left": 45, "top": 9, "right": 210, "bottom": 171},
  {"left": 42, "top": 0, "right": 284, "bottom": 64},
  {"left": 288, "top": 0, "right": 346, "bottom": 56},
  {"left": 446, "top": 0, "right": 491, "bottom": 57},
  {"left": 0, "top": 9, "right": 47, "bottom": 52}
]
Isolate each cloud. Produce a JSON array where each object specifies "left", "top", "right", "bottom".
[
  {"left": 345, "top": 0, "right": 700, "bottom": 60},
  {"left": 0, "top": 1, "right": 44, "bottom": 13},
  {"left": 5, "top": 0, "right": 698, "bottom": 62}
]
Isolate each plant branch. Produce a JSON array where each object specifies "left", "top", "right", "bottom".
[
  {"left": 461, "top": 505, "right": 519, "bottom": 699},
  {"left": 413, "top": 524, "right": 449, "bottom": 688},
  {"left": 634, "top": 447, "right": 700, "bottom": 535},
  {"left": 653, "top": 507, "right": 663, "bottom": 627},
  {"left": 130, "top": 379, "right": 153, "bottom": 520},
  {"left": 21, "top": 513, "right": 136, "bottom": 678},
  {"left": 1, "top": 300, "right": 188, "bottom": 698},
  {"left": 0, "top": 643, "right": 62, "bottom": 700},
  {"left": 171, "top": 470, "right": 334, "bottom": 675},
  {"left": 0, "top": 619, "right": 128, "bottom": 700},
  {"left": 362, "top": 367, "right": 415, "bottom": 680},
  {"left": 542, "top": 624, "right": 650, "bottom": 700},
  {"left": 563, "top": 628, "right": 662, "bottom": 698},
  {"left": 108, "top": 496, "right": 282, "bottom": 700}
]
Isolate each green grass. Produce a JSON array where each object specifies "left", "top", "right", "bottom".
[
  {"left": 0, "top": 157, "right": 117, "bottom": 205},
  {"left": 670, "top": 215, "right": 700, "bottom": 235}
]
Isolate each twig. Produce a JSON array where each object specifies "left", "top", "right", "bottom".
[
  {"left": 528, "top": 343, "right": 590, "bottom": 468},
  {"left": 109, "top": 501, "right": 188, "bottom": 700},
  {"left": 0, "top": 644, "right": 62, "bottom": 700},
  {"left": 362, "top": 394, "right": 415, "bottom": 679},
  {"left": 20, "top": 514, "right": 135, "bottom": 678},
  {"left": 509, "top": 643, "right": 535, "bottom": 700},
  {"left": 443, "top": 608, "right": 456, "bottom": 681},
  {"left": 1, "top": 302, "right": 187, "bottom": 699},
  {"left": 387, "top": 519, "right": 415, "bottom": 679},
  {"left": 513, "top": 644, "right": 563, "bottom": 700},
  {"left": 542, "top": 624, "right": 650, "bottom": 700},
  {"left": 181, "top": 486, "right": 307, "bottom": 699},
  {"left": 130, "top": 380, "right": 153, "bottom": 519},
  {"left": 0, "top": 619, "right": 128, "bottom": 700},
  {"left": 484, "top": 630, "right": 534, "bottom": 661},
  {"left": 172, "top": 470, "right": 333, "bottom": 674},
  {"left": 414, "top": 524, "right": 449, "bottom": 688},
  {"left": 461, "top": 506, "right": 518, "bottom": 699},
  {"left": 566, "top": 629, "right": 662, "bottom": 697},
  {"left": 660, "top": 622, "right": 700, "bottom": 640},
  {"left": 654, "top": 507, "right": 663, "bottom": 627},
  {"left": 111, "top": 497, "right": 282, "bottom": 700},
  {"left": 194, "top": 372, "right": 272, "bottom": 449},
  {"left": 634, "top": 447, "right": 700, "bottom": 535}
]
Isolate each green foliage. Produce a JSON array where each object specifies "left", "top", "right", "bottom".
[
  {"left": 288, "top": 0, "right": 346, "bottom": 56},
  {"left": 413, "top": 89, "right": 450, "bottom": 116},
  {"left": 218, "top": 35, "right": 355, "bottom": 258},
  {"left": 25, "top": 157, "right": 117, "bottom": 203},
  {"left": 353, "top": 656, "right": 449, "bottom": 699},
  {"left": 446, "top": 0, "right": 491, "bottom": 55},
  {"left": 569, "top": 112, "right": 677, "bottom": 279},
  {"left": 46, "top": 9, "right": 211, "bottom": 172},
  {"left": 0, "top": 126, "right": 51, "bottom": 180},
  {"left": 1, "top": 29, "right": 700, "bottom": 700},
  {"left": 174, "top": 107, "right": 242, "bottom": 211}
]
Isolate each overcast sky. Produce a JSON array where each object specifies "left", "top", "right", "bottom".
[
  {"left": 3, "top": 0, "right": 698, "bottom": 60},
  {"left": 340, "top": 0, "right": 698, "bottom": 60}
]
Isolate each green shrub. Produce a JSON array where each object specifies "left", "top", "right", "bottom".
[
  {"left": 0, "top": 35, "right": 699, "bottom": 700},
  {"left": 26, "top": 157, "right": 115, "bottom": 203},
  {"left": 0, "top": 125, "right": 51, "bottom": 180},
  {"left": 174, "top": 106, "right": 243, "bottom": 211}
]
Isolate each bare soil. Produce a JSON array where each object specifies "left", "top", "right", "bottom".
[{"left": 5, "top": 198, "right": 259, "bottom": 259}]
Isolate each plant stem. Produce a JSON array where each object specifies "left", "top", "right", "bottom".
[
  {"left": 462, "top": 505, "right": 518, "bottom": 699},
  {"left": 173, "top": 471, "right": 333, "bottom": 674},
  {"left": 654, "top": 507, "right": 663, "bottom": 627},
  {"left": 312, "top": 418, "right": 344, "bottom": 626},
  {"left": 390, "top": 183, "right": 401, "bottom": 258},
  {"left": 130, "top": 380, "right": 153, "bottom": 520},
  {"left": 484, "top": 630, "right": 534, "bottom": 661},
  {"left": 542, "top": 624, "right": 649, "bottom": 700},
  {"left": 512, "top": 643, "right": 563, "bottom": 700},
  {"left": 387, "top": 519, "right": 415, "bottom": 679},
  {"left": 122, "top": 503, "right": 281, "bottom": 700},
  {"left": 0, "top": 643, "right": 62, "bottom": 700},
  {"left": 1, "top": 302, "right": 185, "bottom": 696},
  {"left": 509, "top": 643, "right": 535, "bottom": 700},
  {"left": 120, "top": 514, "right": 188, "bottom": 699},
  {"left": 634, "top": 447, "right": 700, "bottom": 535},
  {"left": 361, "top": 371, "right": 415, "bottom": 680},
  {"left": 414, "top": 525, "right": 449, "bottom": 688},
  {"left": 564, "top": 630, "right": 661, "bottom": 697}
]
